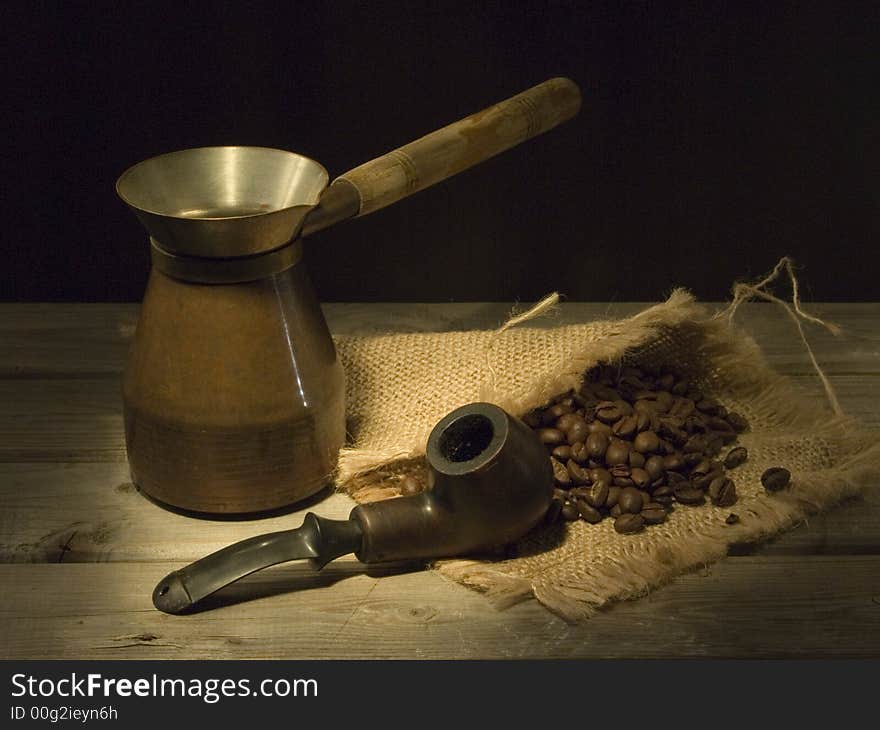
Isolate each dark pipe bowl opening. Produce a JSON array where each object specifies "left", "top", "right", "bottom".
[{"left": 438, "top": 413, "right": 495, "bottom": 463}]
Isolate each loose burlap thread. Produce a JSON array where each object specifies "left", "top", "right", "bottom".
[{"left": 333, "top": 268, "right": 879, "bottom": 622}]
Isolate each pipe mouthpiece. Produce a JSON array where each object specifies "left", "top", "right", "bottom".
[{"left": 152, "top": 571, "right": 193, "bottom": 615}]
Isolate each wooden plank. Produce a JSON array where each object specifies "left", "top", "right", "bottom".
[
  {"left": 0, "top": 462, "right": 357, "bottom": 563},
  {"left": 1, "top": 459, "right": 878, "bottom": 564},
  {"left": 0, "top": 374, "right": 875, "bottom": 465},
  {"left": 0, "top": 379, "right": 125, "bottom": 462},
  {"left": 0, "top": 304, "right": 138, "bottom": 377},
  {"left": 1, "top": 556, "right": 878, "bottom": 659},
  {"left": 1, "top": 303, "right": 878, "bottom": 377}
]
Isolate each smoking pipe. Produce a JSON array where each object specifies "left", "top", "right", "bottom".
[{"left": 152, "top": 403, "right": 553, "bottom": 614}]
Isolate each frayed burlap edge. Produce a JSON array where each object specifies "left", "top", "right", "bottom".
[
  {"left": 437, "top": 421, "right": 879, "bottom": 622},
  {"left": 334, "top": 288, "right": 878, "bottom": 622}
]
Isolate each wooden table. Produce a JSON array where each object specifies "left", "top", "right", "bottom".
[{"left": 1, "top": 302, "right": 878, "bottom": 659}]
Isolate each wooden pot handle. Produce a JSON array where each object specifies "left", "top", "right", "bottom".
[{"left": 335, "top": 77, "right": 581, "bottom": 217}]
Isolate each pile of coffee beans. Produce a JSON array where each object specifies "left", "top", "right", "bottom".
[{"left": 524, "top": 364, "right": 753, "bottom": 535}]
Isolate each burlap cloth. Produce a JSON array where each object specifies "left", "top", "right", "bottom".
[{"left": 333, "top": 286, "right": 878, "bottom": 622}]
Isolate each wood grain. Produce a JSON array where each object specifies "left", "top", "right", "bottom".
[
  {"left": 1, "top": 556, "right": 878, "bottom": 659},
  {"left": 0, "top": 462, "right": 356, "bottom": 563},
  {"left": 1, "top": 303, "right": 877, "bottom": 377},
  {"left": 1, "top": 302, "right": 878, "bottom": 659},
  {"left": 1, "top": 433, "right": 878, "bottom": 565}
]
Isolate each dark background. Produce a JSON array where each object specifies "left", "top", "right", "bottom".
[{"left": 3, "top": 1, "right": 878, "bottom": 303}]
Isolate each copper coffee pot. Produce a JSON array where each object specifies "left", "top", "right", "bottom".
[{"left": 116, "top": 77, "right": 581, "bottom": 515}]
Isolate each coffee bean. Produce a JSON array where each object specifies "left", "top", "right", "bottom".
[
  {"left": 605, "top": 485, "right": 621, "bottom": 509},
  {"left": 595, "top": 401, "right": 625, "bottom": 423},
  {"left": 708, "top": 476, "right": 737, "bottom": 507},
  {"left": 662, "top": 453, "right": 685, "bottom": 471},
  {"left": 552, "top": 459, "right": 571, "bottom": 487},
  {"left": 576, "top": 500, "right": 604, "bottom": 523},
  {"left": 723, "top": 446, "right": 748, "bottom": 470},
  {"left": 567, "top": 459, "right": 591, "bottom": 485},
  {"left": 586, "top": 420, "right": 613, "bottom": 436},
  {"left": 587, "top": 480, "right": 610, "bottom": 508},
  {"left": 641, "top": 507, "right": 667, "bottom": 525},
  {"left": 761, "top": 467, "right": 791, "bottom": 492},
  {"left": 614, "top": 513, "right": 645, "bottom": 534},
  {"left": 612, "top": 414, "right": 639, "bottom": 438},
  {"left": 725, "top": 513, "right": 740, "bottom": 525},
  {"left": 643, "top": 455, "right": 665, "bottom": 481},
  {"left": 696, "top": 398, "right": 720, "bottom": 415},
  {"left": 618, "top": 487, "right": 644, "bottom": 514},
  {"left": 704, "top": 435, "right": 724, "bottom": 457},
  {"left": 726, "top": 412, "right": 749, "bottom": 433},
  {"left": 566, "top": 418, "right": 590, "bottom": 445},
  {"left": 708, "top": 416, "right": 734, "bottom": 432},
  {"left": 400, "top": 475, "right": 423, "bottom": 496},
  {"left": 555, "top": 413, "right": 579, "bottom": 432},
  {"left": 717, "top": 429, "right": 738, "bottom": 446},
  {"left": 585, "top": 431, "right": 609, "bottom": 460},
  {"left": 569, "top": 441, "right": 589, "bottom": 464},
  {"left": 546, "top": 403, "right": 573, "bottom": 421},
  {"left": 610, "top": 464, "right": 633, "bottom": 487},
  {"left": 670, "top": 397, "right": 695, "bottom": 419},
  {"left": 551, "top": 444, "right": 572, "bottom": 461},
  {"left": 673, "top": 486, "right": 706, "bottom": 505},
  {"left": 657, "top": 373, "right": 675, "bottom": 391},
  {"left": 633, "top": 430, "right": 660, "bottom": 454},
  {"left": 656, "top": 391, "right": 675, "bottom": 412},
  {"left": 545, "top": 498, "right": 563, "bottom": 524},
  {"left": 590, "top": 467, "right": 612, "bottom": 484},
  {"left": 538, "top": 428, "right": 565, "bottom": 446},
  {"left": 666, "top": 471, "right": 688, "bottom": 486},
  {"left": 532, "top": 366, "right": 751, "bottom": 536},
  {"left": 605, "top": 440, "right": 630, "bottom": 466},
  {"left": 561, "top": 501, "right": 580, "bottom": 521},
  {"left": 593, "top": 385, "right": 621, "bottom": 401}
]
